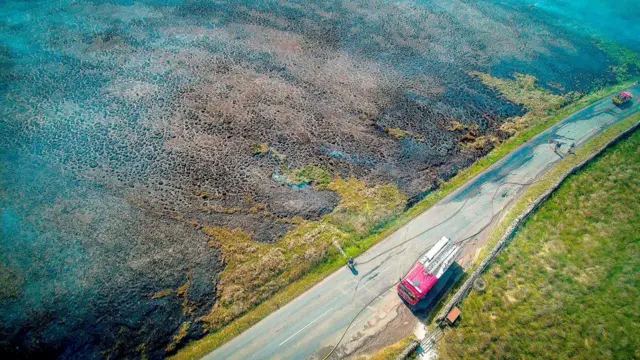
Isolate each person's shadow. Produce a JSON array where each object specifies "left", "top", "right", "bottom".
[
  {"left": 618, "top": 100, "right": 633, "bottom": 110},
  {"left": 349, "top": 264, "right": 359, "bottom": 275}
]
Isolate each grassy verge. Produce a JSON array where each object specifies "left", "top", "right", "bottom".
[
  {"left": 171, "top": 81, "right": 638, "bottom": 360},
  {"left": 356, "top": 335, "right": 417, "bottom": 360},
  {"left": 439, "top": 117, "right": 640, "bottom": 359}
]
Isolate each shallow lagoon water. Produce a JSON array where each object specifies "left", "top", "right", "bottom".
[
  {"left": 0, "top": 0, "right": 638, "bottom": 358},
  {"left": 520, "top": 0, "right": 640, "bottom": 52}
]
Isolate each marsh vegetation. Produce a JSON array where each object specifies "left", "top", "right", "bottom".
[{"left": 1, "top": 0, "right": 639, "bottom": 358}]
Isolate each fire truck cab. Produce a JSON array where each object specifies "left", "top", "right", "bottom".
[{"left": 397, "top": 236, "right": 460, "bottom": 308}]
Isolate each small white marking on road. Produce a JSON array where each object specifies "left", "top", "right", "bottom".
[
  {"left": 364, "top": 287, "right": 379, "bottom": 297},
  {"left": 278, "top": 307, "right": 333, "bottom": 346}
]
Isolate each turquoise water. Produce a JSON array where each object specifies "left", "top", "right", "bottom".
[
  {"left": 0, "top": 0, "right": 637, "bottom": 358},
  {"left": 515, "top": 0, "right": 640, "bottom": 52}
]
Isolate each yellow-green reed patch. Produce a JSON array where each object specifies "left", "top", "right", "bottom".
[
  {"left": 440, "top": 118, "right": 640, "bottom": 360},
  {"left": 274, "top": 164, "right": 333, "bottom": 189},
  {"left": 172, "top": 81, "right": 637, "bottom": 360},
  {"left": 326, "top": 178, "right": 406, "bottom": 235},
  {"left": 357, "top": 335, "right": 417, "bottom": 360},
  {"left": 198, "top": 177, "right": 406, "bottom": 333},
  {"left": 250, "top": 142, "right": 270, "bottom": 156},
  {"left": 291, "top": 164, "right": 333, "bottom": 189},
  {"left": 595, "top": 38, "right": 640, "bottom": 82},
  {"left": 470, "top": 71, "right": 570, "bottom": 135},
  {"left": 470, "top": 72, "right": 567, "bottom": 113},
  {"left": 385, "top": 127, "right": 426, "bottom": 143},
  {"left": 166, "top": 322, "right": 191, "bottom": 353}
]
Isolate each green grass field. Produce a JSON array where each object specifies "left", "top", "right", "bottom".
[{"left": 440, "top": 129, "right": 640, "bottom": 359}]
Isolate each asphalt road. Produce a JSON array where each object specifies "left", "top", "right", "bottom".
[{"left": 205, "top": 86, "right": 640, "bottom": 360}]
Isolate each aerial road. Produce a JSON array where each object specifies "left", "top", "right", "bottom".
[{"left": 204, "top": 85, "right": 640, "bottom": 360}]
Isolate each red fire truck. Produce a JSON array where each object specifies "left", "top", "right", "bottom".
[
  {"left": 397, "top": 236, "right": 461, "bottom": 308},
  {"left": 613, "top": 91, "right": 633, "bottom": 106}
]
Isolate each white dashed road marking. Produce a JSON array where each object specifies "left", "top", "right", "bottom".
[{"left": 278, "top": 307, "right": 333, "bottom": 346}]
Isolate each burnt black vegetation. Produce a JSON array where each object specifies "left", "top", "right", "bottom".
[{"left": 0, "top": 0, "right": 634, "bottom": 358}]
